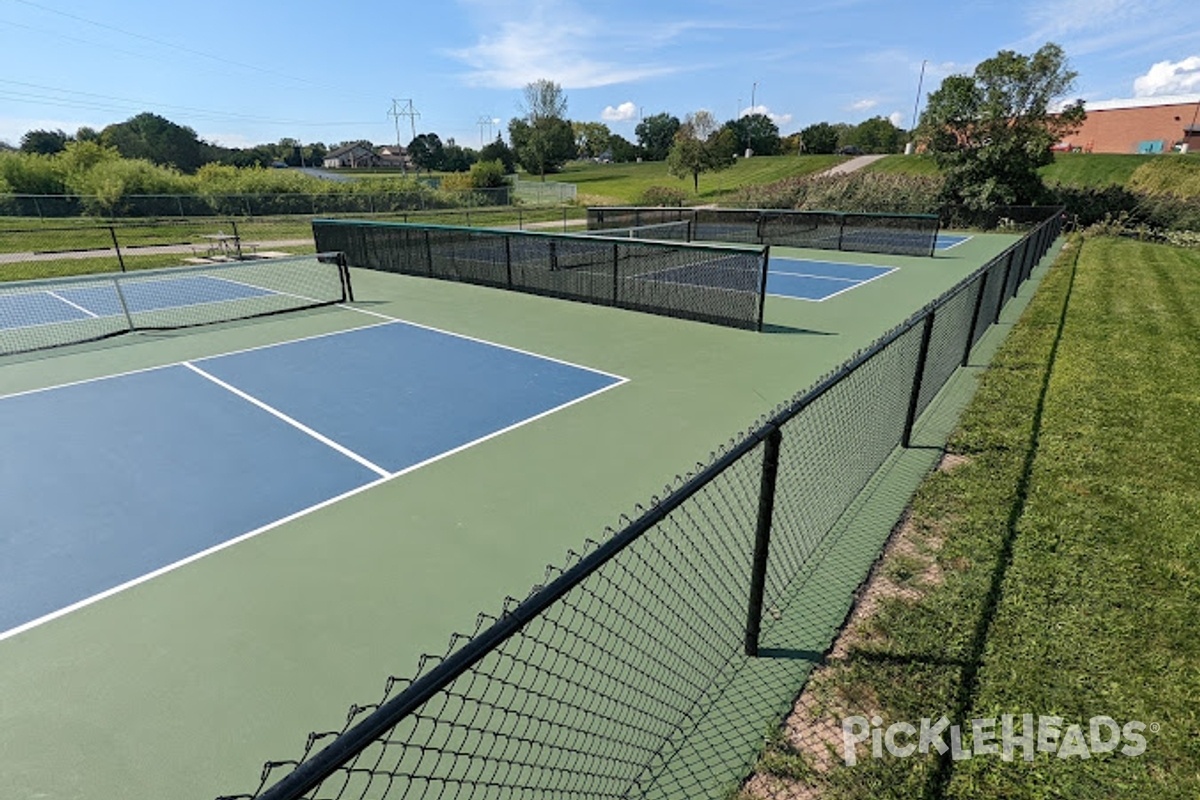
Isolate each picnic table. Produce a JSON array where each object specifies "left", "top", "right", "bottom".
[{"left": 201, "top": 232, "right": 242, "bottom": 259}]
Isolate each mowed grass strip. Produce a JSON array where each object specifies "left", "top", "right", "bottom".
[{"left": 749, "top": 236, "right": 1200, "bottom": 798}]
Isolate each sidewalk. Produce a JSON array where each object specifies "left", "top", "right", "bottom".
[{"left": 820, "top": 154, "right": 887, "bottom": 176}]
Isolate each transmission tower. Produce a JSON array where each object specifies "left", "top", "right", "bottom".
[{"left": 388, "top": 98, "right": 420, "bottom": 147}]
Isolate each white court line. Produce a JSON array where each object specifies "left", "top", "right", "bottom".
[
  {"left": 769, "top": 268, "right": 862, "bottom": 284},
  {"left": 182, "top": 361, "right": 390, "bottom": 478},
  {"left": 0, "top": 320, "right": 394, "bottom": 401},
  {"left": 44, "top": 289, "right": 101, "bottom": 318},
  {"left": 938, "top": 235, "right": 973, "bottom": 251},
  {"left": 768, "top": 266, "right": 899, "bottom": 303},
  {"left": 1, "top": 314, "right": 629, "bottom": 641},
  {"left": 0, "top": 366, "right": 630, "bottom": 643},
  {"left": 333, "top": 304, "right": 629, "bottom": 383},
  {"left": 0, "top": 471, "right": 395, "bottom": 644}
]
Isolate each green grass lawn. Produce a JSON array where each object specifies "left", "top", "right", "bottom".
[
  {"left": 750, "top": 235, "right": 1200, "bottom": 798},
  {"left": 556, "top": 155, "right": 844, "bottom": 205},
  {"left": 1038, "top": 153, "right": 1154, "bottom": 188}
]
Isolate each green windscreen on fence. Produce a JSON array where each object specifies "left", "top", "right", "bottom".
[
  {"left": 312, "top": 219, "right": 769, "bottom": 331},
  {"left": 587, "top": 207, "right": 941, "bottom": 258}
]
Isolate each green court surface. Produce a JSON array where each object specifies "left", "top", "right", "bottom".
[{"left": 0, "top": 231, "right": 1021, "bottom": 799}]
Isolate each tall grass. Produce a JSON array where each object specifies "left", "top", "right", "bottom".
[{"left": 727, "top": 172, "right": 944, "bottom": 213}]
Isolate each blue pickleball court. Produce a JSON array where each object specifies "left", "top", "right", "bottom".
[
  {"left": 767, "top": 258, "right": 897, "bottom": 301},
  {"left": 0, "top": 274, "right": 274, "bottom": 330},
  {"left": 0, "top": 321, "right": 625, "bottom": 639}
]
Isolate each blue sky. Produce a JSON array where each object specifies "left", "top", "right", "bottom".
[{"left": 1, "top": 0, "right": 1198, "bottom": 150}]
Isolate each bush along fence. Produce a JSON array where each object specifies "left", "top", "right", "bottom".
[
  {"left": 0, "top": 188, "right": 515, "bottom": 220},
  {"left": 216, "top": 207, "right": 1063, "bottom": 800}
]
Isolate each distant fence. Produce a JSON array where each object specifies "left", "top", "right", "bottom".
[
  {"left": 313, "top": 219, "right": 770, "bottom": 331},
  {"left": 0, "top": 188, "right": 516, "bottom": 220},
  {"left": 589, "top": 207, "right": 942, "bottom": 257},
  {"left": 220, "top": 207, "right": 1064, "bottom": 800},
  {"left": 510, "top": 178, "right": 577, "bottom": 205},
  {"left": 0, "top": 219, "right": 318, "bottom": 282}
]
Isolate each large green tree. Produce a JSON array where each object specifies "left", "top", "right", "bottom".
[
  {"left": 100, "top": 113, "right": 204, "bottom": 172},
  {"left": 480, "top": 136, "right": 516, "bottom": 173},
  {"left": 572, "top": 121, "right": 612, "bottom": 160},
  {"left": 408, "top": 132, "right": 446, "bottom": 172},
  {"left": 723, "top": 113, "right": 782, "bottom": 156},
  {"left": 843, "top": 116, "right": 904, "bottom": 153},
  {"left": 20, "top": 129, "right": 69, "bottom": 155},
  {"left": 635, "top": 112, "right": 680, "bottom": 161},
  {"left": 667, "top": 110, "right": 735, "bottom": 193},
  {"left": 800, "top": 122, "right": 839, "bottom": 154},
  {"left": 919, "top": 42, "right": 1086, "bottom": 208},
  {"left": 509, "top": 79, "right": 575, "bottom": 179}
]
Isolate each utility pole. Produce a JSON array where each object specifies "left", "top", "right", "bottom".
[{"left": 907, "top": 61, "right": 927, "bottom": 155}]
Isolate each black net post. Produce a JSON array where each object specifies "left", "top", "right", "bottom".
[
  {"left": 928, "top": 216, "right": 942, "bottom": 257},
  {"left": 611, "top": 242, "right": 620, "bottom": 304},
  {"left": 338, "top": 252, "right": 354, "bottom": 302},
  {"left": 108, "top": 226, "right": 126, "bottom": 273},
  {"left": 902, "top": 310, "right": 936, "bottom": 448},
  {"left": 504, "top": 237, "right": 513, "bottom": 288},
  {"left": 961, "top": 270, "right": 989, "bottom": 367},
  {"left": 745, "top": 425, "right": 783, "bottom": 657}
]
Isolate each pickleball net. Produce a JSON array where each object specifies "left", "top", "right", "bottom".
[{"left": 0, "top": 253, "right": 352, "bottom": 356}]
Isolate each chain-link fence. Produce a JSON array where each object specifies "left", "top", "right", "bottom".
[{"left": 217, "top": 207, "right": 1063, "bottom": 800}]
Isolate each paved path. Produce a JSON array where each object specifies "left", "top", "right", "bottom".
[{"left": 820, "top": 154, "right": 887, "bottom": 176}]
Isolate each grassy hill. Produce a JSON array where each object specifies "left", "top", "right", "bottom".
[
  {"left": 865, "top": 151, "right": 1199, "bottom": 194},
  {"left": 552, "top": 155, "right": 844, "bottom": 205}
]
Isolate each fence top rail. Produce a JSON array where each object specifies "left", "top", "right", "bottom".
[
  {"left": 312, "top": 218, "right": 770, "bottom": 257},
  {"left": 587, "top": 206, "right": 942, "bottom": 222}
]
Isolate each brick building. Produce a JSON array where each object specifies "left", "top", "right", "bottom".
[{"left": 1055, "top": 94, "right": 1200, "bottom": 154}]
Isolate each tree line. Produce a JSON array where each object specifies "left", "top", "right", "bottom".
[
  {"left": 6, "top": 101, "right": 907, "bottom": 183},
  {"left": 4, "top": 42, "right": 1087, "bottom": 209}
]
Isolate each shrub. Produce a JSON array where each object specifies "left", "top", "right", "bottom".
[{"left": 728, "top": 172, "right": 944, "bottom": 214}]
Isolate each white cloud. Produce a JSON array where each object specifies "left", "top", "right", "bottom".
[
  {"left": 888, "top": 111, "right": 905, "bottom": 127},
  {"left": 447, "top": 3, "right": 679, "bottom": 89},
  {"left": 1133, "top": 56, "right": 1200, "bottom": 96},
  {"left": 602, "top": 102, "right": 638, "bottom": 122},
  {"left": 849, "top": 98, "right": 878, "bottom": 112}
]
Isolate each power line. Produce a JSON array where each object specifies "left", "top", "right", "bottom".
[
  {"left": 0, "top": 79, "right": 376, "bottom": 128},
  {"left": 11, "top": 0, "right": 328, "bottom": 90}
]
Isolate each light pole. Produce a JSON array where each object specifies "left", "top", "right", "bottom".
[
  {"left": 746, "top": 82, "right": 757, "bottom": 157},
  {"left": 907, "top": 60, "right": 927, "bottom": 154}
]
